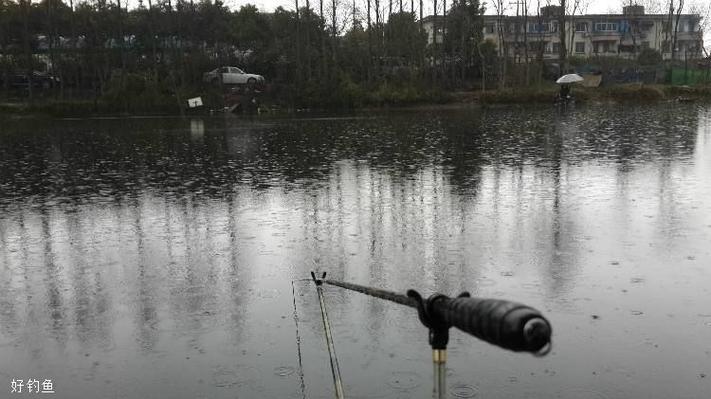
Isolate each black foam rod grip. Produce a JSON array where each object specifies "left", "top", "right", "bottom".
[{"left": 430, "top": 296, "right": 552, "bottom": 353}]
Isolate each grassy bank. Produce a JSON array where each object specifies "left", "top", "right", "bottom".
[
  {"left": 477, "top": 84, "right": 711, "bottom": 105},
  {"left": 2, "top": 83, "right": 711, "bottom": 118}
]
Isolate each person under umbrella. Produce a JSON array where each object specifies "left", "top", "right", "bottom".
[{"left": 555, "top": 73, "right": 583, "bottom": 103}]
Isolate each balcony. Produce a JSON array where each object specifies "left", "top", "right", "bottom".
[
  {"left": 676, "top": 31, "right": 703, "bottom": 40},
  {"left": 591, "top": 31, "right": 621, "bottom": 39}
]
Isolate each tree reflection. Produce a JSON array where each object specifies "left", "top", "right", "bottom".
[{"left": 0, "top": 106, "right": 708, "bottom": 398}]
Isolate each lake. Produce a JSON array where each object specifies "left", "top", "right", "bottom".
[{"left": 1, "top": 104, "right": 710, "bottom": 398}]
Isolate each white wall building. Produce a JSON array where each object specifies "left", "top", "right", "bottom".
[{"left": 423, "top": 5, "right": 705, "bottom": 61}]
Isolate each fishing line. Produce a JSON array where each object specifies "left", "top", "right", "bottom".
[
  {"left": 314, "top": 279, "right": 346, "bottom": 399},
  {"left": 291, "top": 279, "right": 309, "bottom": 399}
]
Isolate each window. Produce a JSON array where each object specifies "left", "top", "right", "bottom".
[
  {"left": 575, "top": 22, "right": 587, "bottom": 32},
  {"left": 641, "top": 41, "right": 650, "bottom": 49},
  {"left": 575, "top": 42, "right": 585, "bottom": 53},
  {"left": 593, "top": 41, "right": 615, "bottom": 53},
  {"left": 682, "top": 21, "right": 697, "bottom": 32},
  {"left": 528, "top": 23, "right": 557, "bottom": 33},
  {"left": 595, "top": 22, "right": 618, "bottom": 32},
  {"left": 484, "top": 24, "right": 495, "bottom": 34},
  {"left": 528, "top": 42, "right": 546, "bottom": 52},
  {"left": 552, "top": 42, "right": 560, "bottom": 54},
  {"left": 510, "top": 24, "right": 525, "bottom": 33}
]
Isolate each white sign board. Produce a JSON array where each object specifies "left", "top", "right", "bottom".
[{"left": 187, "top": 97, "right": 203, "bottom": 108}]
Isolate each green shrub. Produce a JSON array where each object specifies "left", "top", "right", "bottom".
[
  {"left": 101, "top": 72, "right": 180, "bottom": 114},
  {"left": 29, "top": 100, "right": 98, "bottom": 117},
  {"left": 637, "top": 48, "right": 663, "bottom": 66},
  {"left": 480, "top": 88, "right": 558, "bottom": 104},
  {"left": 664, "top": 85, "right": 711, "bottom": 98},
  {"left": 606, "top": 84, "right": 664, "bottom": 102}
]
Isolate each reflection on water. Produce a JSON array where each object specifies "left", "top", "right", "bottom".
[{"left": 1, "top": 104, "right": 710, "bottom": 398}]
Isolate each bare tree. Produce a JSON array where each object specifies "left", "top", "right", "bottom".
[
  {"left": 558, "top": 0, "right": 566, "bottom": 74},
  {"left": 567, "top": 0, "right": 589, "bottom": 57},
  {"left": 442, "top": 0, "right": 447, "bottom": 81},
  {"left": 295, "top": 0, "right": 301, "bottom": 84},
  {"left": 664, "top": 0, "right": 673, "bottom": 58},
  {"left": 523, "top": 0, "right": 530, "bottom": 84},
  {"left": 492, "top": 0, "right": 508, "bottom": 88},
  {"left": 671, "top": 0, "right": 684, "bottom": 60},
  {"left": 21, "top": 0, "right": 33, "bottom": 102},
  {"left": 433, "top": 0, "right": 439, "bottom": 81},
  {"left": 535, "top": 0, "right": 549, "bottom": 86},
  {"left": 512, "top": 0, "right": 522, "bottom": 65},
  {"left": 332, "top": 0, "right": 337, "bottom": 64},
  {"left": 320, "top": 0, "right": 328, "bottom": 76},
  {"left": 366, "top": 0, "right": 374, "bottom": 81},
  {"left": 687, "top": 0, "right": 710, "bottom": 56}
]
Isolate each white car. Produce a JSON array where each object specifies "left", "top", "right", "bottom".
[{"left": 203, "top": 67, "right": 264, "bottom": 86}]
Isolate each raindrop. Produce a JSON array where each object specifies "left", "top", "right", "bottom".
[
  {"left": 451, "top": 383, "right": 478, "bottom": 398},
  {"left": 386, "top": 371, "right": 421, "bottom": 391},
  {"left": 476, "top": 278, "right": 497, "bottom": 287},
  {"left": 558, "top": 388, "right": 610, "bottom": 399},
  {"left": 211, "top": 365, "right": 260, "bottom": 388},
  {"left": 274, "top": 366, "right": 295, "bottom": 377}
]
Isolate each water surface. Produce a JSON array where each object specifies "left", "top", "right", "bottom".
[{"left": 1, "top": 104, "right": 710, "bottom": 398}]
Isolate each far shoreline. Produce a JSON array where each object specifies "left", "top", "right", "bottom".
[{"left": 2, "top": 84, "right": 710, "bottom": 119}]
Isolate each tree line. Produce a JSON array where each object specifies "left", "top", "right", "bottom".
[
  {"left": 1, "top": 0, "right": 707, "bottom": 111},
  {"left": 0, "top": 0, "right": 492, "bottom": 110}
]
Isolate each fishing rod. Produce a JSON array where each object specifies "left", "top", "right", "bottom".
[{"left": 309, "top": 271, "right": 553, "bottom": 399}]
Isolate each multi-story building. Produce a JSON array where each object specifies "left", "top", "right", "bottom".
[{"left": 423, "top": 5, "right": 704, "bottom": 61}]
